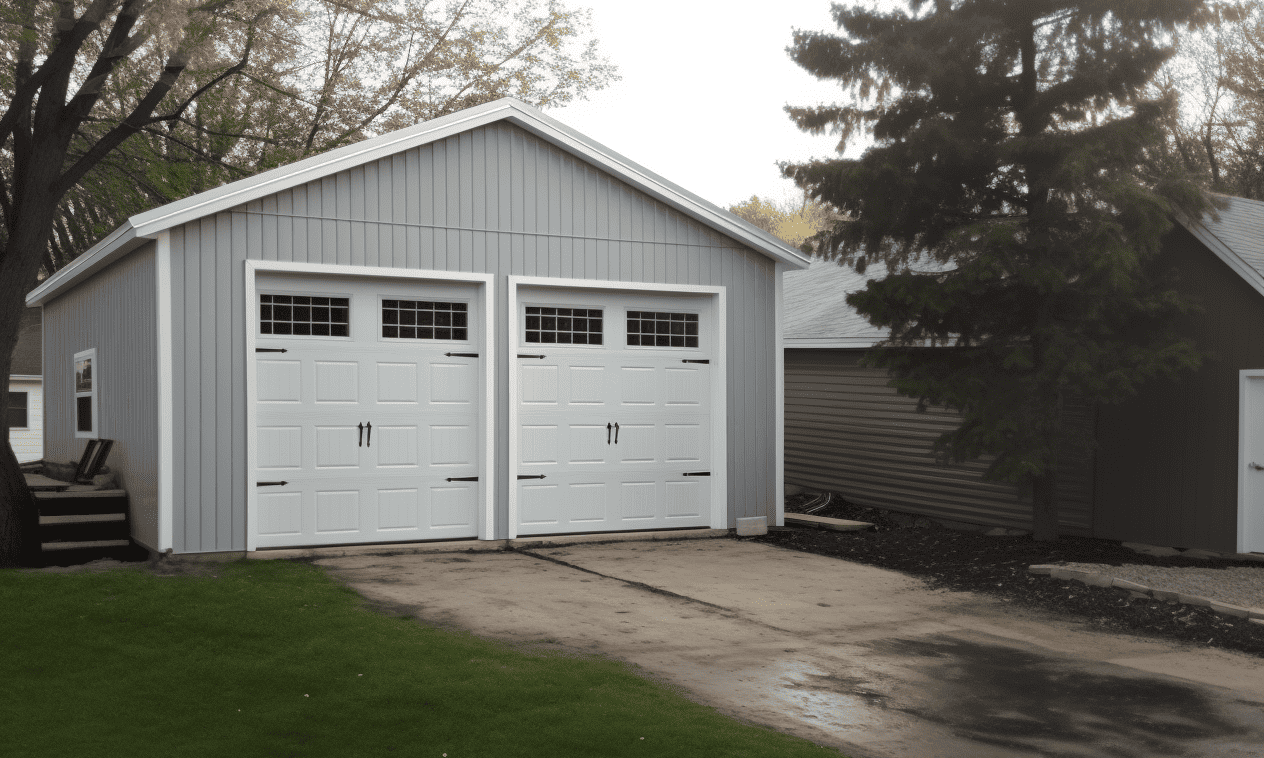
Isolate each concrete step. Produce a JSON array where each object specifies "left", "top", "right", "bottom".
[
  {"left": 39, "top": 513, "right": 126, "bottom": 525},
  {"left": 42, "top": 539, "right": 131, "bottom": 552},
  {"left": 784, "top": 513, "right": 874, "bottom": 532}
]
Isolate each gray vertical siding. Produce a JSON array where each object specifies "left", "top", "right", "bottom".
[
  {"left": 168, "top": 122, "right": 777, "bottom": 551},
  {"left": 785, "top": 349, "right": 1094, "bottom": 535},
  {"left": 44, "top": 244, "right": 160, "bottom": 549}
]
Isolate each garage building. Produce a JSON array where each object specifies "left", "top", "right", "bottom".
[{"left": 27, "top": 98, "right": 807, "bottom": 556}]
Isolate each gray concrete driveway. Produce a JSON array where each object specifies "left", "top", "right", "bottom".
[{"left": 315, "top": 537, "right": 1264, "bottom": 758}]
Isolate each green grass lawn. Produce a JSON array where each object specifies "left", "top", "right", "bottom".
[{"left": 1, "top": 559, "right": 839, "bottom": 757}]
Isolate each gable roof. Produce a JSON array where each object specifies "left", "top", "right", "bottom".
[
  {"left": 1176, "top": 194, "right": 1264, "bottom": 300},
  {"left": 786, "top": 196, "right": 1264, "bottom": 347},
  {"left": 9, "top": 307, "right": 41, "bottom": 377},
  {"left": 27, "top": 98, "right": 808, "bottom": 307}
]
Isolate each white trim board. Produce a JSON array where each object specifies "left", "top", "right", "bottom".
[
  {"left": 774, "top": 264, "right": 785, "bottom": 528},
  {"left": 243, "top": 260, "right": 496, "bottom": 552},
  {"left": 27, "top": 99, "right": 808, "bottom": 309},
  {"left": 156, "top": 231, "right": 175, "bottom": 553},
  {"left": 505, "top": 275, "right": 728, "bottom": 538},
  {"left": 1239, "top": 369, "right": 1264, "bottom": 554}
]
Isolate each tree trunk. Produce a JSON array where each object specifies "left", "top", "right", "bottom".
[{"left": 0, "top": 295, "right": 40, "bottom": 567}]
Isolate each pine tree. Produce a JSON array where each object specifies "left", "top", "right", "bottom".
[{"left": 784, "top": 0, "right": 1213, "bottom": 540}]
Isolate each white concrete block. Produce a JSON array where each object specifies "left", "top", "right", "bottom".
[{"left": 736, "top": 516, "right": 768, "bottom": 536}]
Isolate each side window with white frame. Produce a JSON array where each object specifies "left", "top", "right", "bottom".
[{"left": 74, "top": 348, "right": 98, "bottom": 438}]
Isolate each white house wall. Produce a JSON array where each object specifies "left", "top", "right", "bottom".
[
  {"left": 43, "top": 244, "right": 160, "bottom": 549},
  {"left": 7, "top": 378, "right": 42, "bottom": 462},
  {"left": 168, "top": 122, "right": 777, "bottom": 552}
]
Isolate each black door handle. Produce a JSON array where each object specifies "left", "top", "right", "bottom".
[
  {"left": 614, "top": 422, "right": 619, "bottom": 444},
  {"left": 357, "top": 422, "right": 363, "bottom": 447},
  {"left": 607, "top": 422, "right": 612, "bottom": 444},
  {"left": 365, "top": 421, "right": 372, "bottom": 447},
  {"left": 517, "top": 474, "right": 546, "bottom": 480}
]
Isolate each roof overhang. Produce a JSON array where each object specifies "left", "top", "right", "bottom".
[
  {"left": 1174, "top": 212, "right": 1264, "bottom": 301},
  {"left": 27, "top": 98, "right": 808, "bottom": 307},
  {"left": 784, "top": 337, "right": 883, "bottom": 349}
]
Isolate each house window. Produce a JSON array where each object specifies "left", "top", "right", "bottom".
[
  {"left": 627, "top": 311, "right": 699, "bottom": 348},
  {"left": 8, "top": 391, "right": 28, "bottom": 429},
  {"left": 525, "top": 307, "right": 603, "bottom": 345},
  {"left": 74, "top": 348, "right": 98, "bottom": 438},
  {"left": 260, "top": 294, "right": 349, "bottom": 336},
  {"left": 382, "top": 300, "right": 468, "bottom": 340}
]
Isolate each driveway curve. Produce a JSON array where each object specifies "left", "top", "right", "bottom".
[{"left": 316, "top": 538, "right": 1264, "bottom": 758}]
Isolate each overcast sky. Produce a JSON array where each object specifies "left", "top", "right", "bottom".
[{"left": 553, "top": 0, "right": 860, "bottom": 211}]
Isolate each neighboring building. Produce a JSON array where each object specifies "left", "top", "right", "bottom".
[
  {"left": 8, "top": 307, "right": 43, "bottom": 463},
  {"left": 26, "top": 98, "right": 808, "bottom": 556},
  {"left": 783, "top": 197, "right": 1264, "bottom": 554}
]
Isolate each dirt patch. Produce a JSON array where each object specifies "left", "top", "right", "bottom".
[{"left": 755, "top": 494, "right": 1264, "bottom": 657}]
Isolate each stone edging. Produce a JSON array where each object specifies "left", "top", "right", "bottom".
[{"left": 1029, "top": 564, "right": 1264, "bottom": 625}]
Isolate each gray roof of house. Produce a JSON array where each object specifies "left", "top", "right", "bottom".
[
  {"left": 785, "top": 196, "right": 1264, "bottom": 346},
  {"left": 10, "top": 307, "right": 41, "bottom": 376},
  {"left": 783, "top": 258, "right": 888, "bottom": 347}
]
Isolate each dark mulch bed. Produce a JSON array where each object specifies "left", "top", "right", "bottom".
[{"left": 753, "top": 493, "right": 1264, "bottom": 657}]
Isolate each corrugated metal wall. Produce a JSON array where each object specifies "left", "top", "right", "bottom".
[
  {"left": 168, "top": 122, "right": 777, "bottom": 552},
  {"left": 43, "top": 245, "right": 160, "bottom": 549},
  {"left": 785, "top": 349, "right": 1094, "bottom": 534}
]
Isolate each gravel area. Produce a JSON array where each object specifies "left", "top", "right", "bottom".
[
  {"left": 1060, "top": 562, "right": 1264, "bottom": 610},
  {"left": 755, "top": 493, "right": 1264, "bottom": 657}
]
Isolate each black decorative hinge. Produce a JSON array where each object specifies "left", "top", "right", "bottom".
[
  {"left": 446, "top": 476, "right": 479, "bottom": 482},
  {"left": 682, "top": 471, "right": 710, "bottom": 477},
  {"left": 445, "top": 353, "right": 479, "bottom": 358},
  {"left": 517, "top": 354, "right": 546, "bottom": 359},
  {"left": 681, "top": 359, "right": 709, "bottom": 364},
  {"left": 517, "top": 474, "right": 547, "bottom": 480},
  {"left": 256, "top": 348, "right": 288, "bottom": 353},
  {"left": 257, "top": 480, "right": 289, "bottom": 486}
]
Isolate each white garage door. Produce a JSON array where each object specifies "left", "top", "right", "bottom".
[
  {"left": 252, "top": 274, "right": 483, "bottom": 548},
  {"left": 514, "top": 288, "right": 716, "bottom": 536}
]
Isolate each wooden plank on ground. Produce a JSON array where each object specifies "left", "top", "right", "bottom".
[{"left": 784, "top": 514, "right": 874, "bottom": 532}]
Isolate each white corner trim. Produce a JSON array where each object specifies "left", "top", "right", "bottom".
[
  {"left": 775, "top": 264, "right": 785, "bottom": 528},
  {"left": 1238, "top": 369, "right": 1264, "bottom": 554},
  {"left": 156, "top": 231, "right": 175, "bottom": 553},
  {"left": 72, "top": 347, "right": 98, "bottom": 440},
  {"left": 242, "top": 260, "right": 497, "bottom": 551},
  {"left": 505, "top": 275, "right": 728, "bottom": 534}
]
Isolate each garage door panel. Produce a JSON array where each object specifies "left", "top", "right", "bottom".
[
  {"left": 520, "top": 481, "right": 562, "bottom": 526},
  {"left": 258, "top": 491, "right": 303, "bottom": 535},
  {"left": 314, "top": 361, "right": 359, "bottom": 402},
  {"left": 377, "top": 488, "right": 419, "bottom": 530},
  {"left": 666, "top": 479, "right": 708, "bottom": 519},
  {"left": 566, "top": 423, "right": 610, "bottom": 463},
  {"left": 429, "top": 484, "right": 478, "bottom": 528},
  {"left": 253, "top": 274, "right": 484, "bottom": 548},
  {"left": 258, "top": 360, "right": 303, "bottom": 402},
  {"left": 664, "top": 422, "right": 707, "bottom": 463},
  {"left": 376, "top": 362, "right": 419, "bottom": 403},
  {"left": 315, "top": 490, "right": 361, "bottom": 533},
  {"left": 429, "top": 362, "right": 476, "bottom": 405},
  {"left": 521, "top": 364, "right": 559, "bottom": 404},
  {"left": 375, "top": 424, "right": 419, "bottom": 468},
  {"left": 619, "top": 366, "right": 658, "bottom": 405},
  {"left": 566, "top": 482, "right": 609, "bottom": 523},
  {"left": 428, "top": 423, "right": 476, "bottom": 467},
  {"left": 565, "top": 365, "right": 608, "bottom": 405},
  {"left": 619, "top": 480, "right": 658, "bottom": 521},
  {"left": 616, "top": 423, "right": 659, "bottom": 464},
  {"left": 315, "top": 426, "right": 361, "bottom": 468},
  {"left": 257, "top": 426, "right": 302, "bottom": 469},
  {"left": 665, "top": 366, "right": 706, "bottom": 406}
]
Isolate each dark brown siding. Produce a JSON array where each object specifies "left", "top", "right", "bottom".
[
  {"left": 785, "top": 349, "right": 1095, "bottom": 534},
  {"left": 1094, "top": 226, "right": 1264, "bottom": 552}
]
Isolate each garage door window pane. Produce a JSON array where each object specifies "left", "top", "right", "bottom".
[
  {"left": 382, "top": 300, "right": 468, "bottom": 340},
  {"left": 525, "top": 307, "right": 602, "bottom": 345},
  {"left": 627, "top": 311, "right": 699, "bottom": 348},
  {"left": 260, "top": 294, "right": 349, "bottom": 337}
]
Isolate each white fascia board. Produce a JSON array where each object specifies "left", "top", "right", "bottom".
[
  {"left": 8, "top": 374, "right": 41, "bottom": 382},
  {"left": 1176, "top": 214, "right": 1264, "bottom": 300},
  {"left": 784, "top": 337, "right": 884, "bottom": 349},
  {"left": 25, "top": 224, "right": 140, "bottom": 306}
]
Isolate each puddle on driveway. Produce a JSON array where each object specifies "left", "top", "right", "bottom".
[{"left": 764, "top": 635, "right": 1264, "bottom": 758}]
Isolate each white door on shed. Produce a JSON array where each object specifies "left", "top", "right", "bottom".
[
  {"left": 253, "top": 274, "right": 482, "bottom": 548},
  {"left": 515, "top": 288, "right": 715, "bottom": 536}
]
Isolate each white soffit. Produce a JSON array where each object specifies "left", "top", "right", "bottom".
[{"left": 27, "top": 98, "right": 807, "bottom": 307}]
